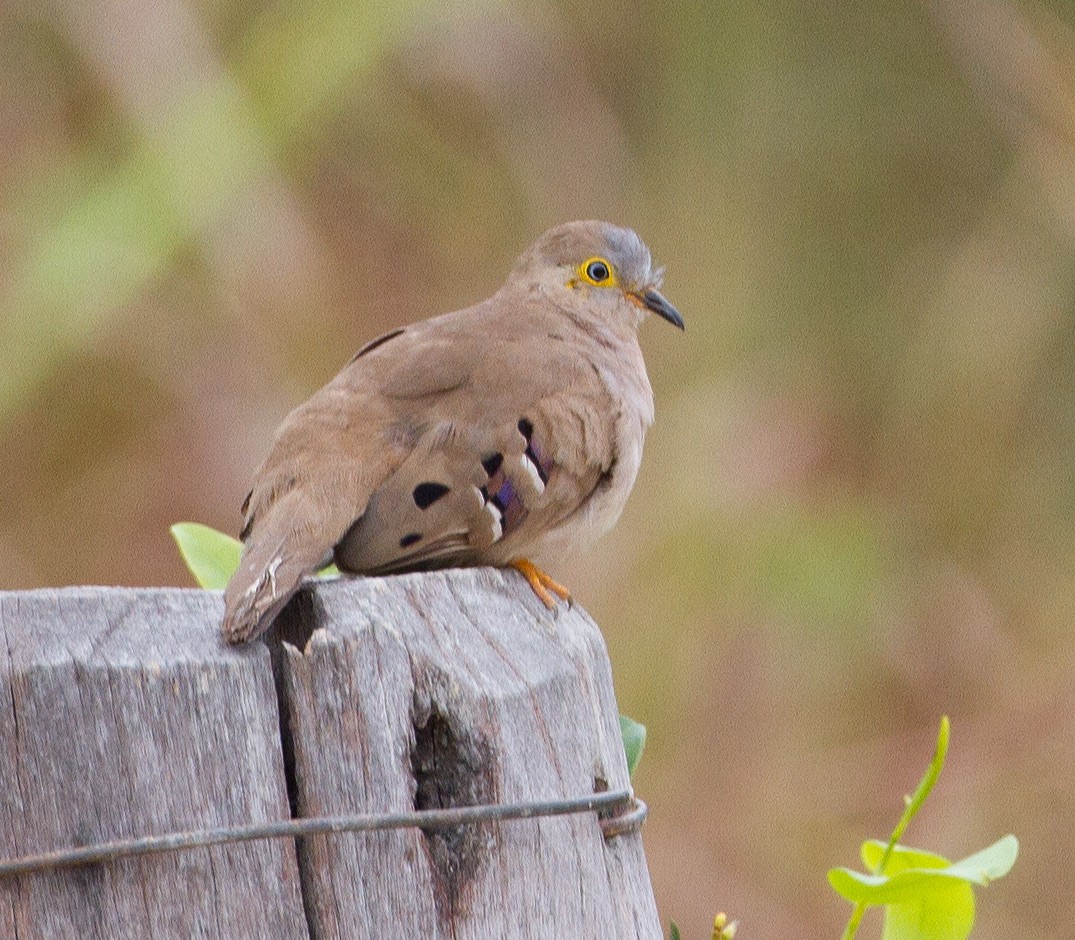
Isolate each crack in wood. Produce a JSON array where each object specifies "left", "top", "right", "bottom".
[{"left": 269, "top": 590, "right": 321, "bottom": 939}]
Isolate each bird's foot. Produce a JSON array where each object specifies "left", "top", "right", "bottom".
[{"left": 510, "top": 558, "right": 572, "bottom": 609}]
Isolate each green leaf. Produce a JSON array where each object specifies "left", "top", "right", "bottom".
[
  {"left": 669, "top": 921, "right": 682, "bottom": 940},
  {"left": 620, "top": 714, "right": 647, "bottom": 777},
  {"left": 830, "top": 864, "right": 952, "bottom": 905},
  {"left": 882, "top": 879, "right": 974, "bottom": 940},
  {"left": 830, "top": 837, "right": 1019, "bottom": 939},
  {"left": 170, "top": 522, "right": 242, "bottom": 589},
  {"left": 943, "top": 835, "right": 1019, "bottom": 884},
  {"left": 830, "top": 866, "right": 974, "bottom": 939},
  {"left": 862, "top": 841, "right": 950, "bottom": 875},
  {"left": 832, "top": 836, "right": 1020, "bottom": 904}
]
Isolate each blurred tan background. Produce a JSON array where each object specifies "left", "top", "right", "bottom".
[{"left": 2, "top": 0, "right": 1074, "bottom": 935}]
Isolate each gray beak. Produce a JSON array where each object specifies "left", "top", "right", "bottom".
[{"left": 641, "top": 288, "right": 685, "bottom": 330}]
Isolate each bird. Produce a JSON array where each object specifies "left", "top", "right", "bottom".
[{"left": 222, "top": 220, "right": 683, "bottom": 644}]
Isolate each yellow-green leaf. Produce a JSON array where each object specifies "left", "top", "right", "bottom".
[
  {"left": 170, "top": 522, "right": 242, "bottom": 589},
  {"left": 882, "top": 879, "right": 974, "bottom": 940},
  {"left": 862, "top": 841, "right": 950, "bottom": 875},
  {"left": 620, "top": 714, "right": 647, "bottom": 777}
]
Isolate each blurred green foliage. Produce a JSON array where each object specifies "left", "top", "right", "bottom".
[{"left": 2, "top": 0, "right": 1074, "bottom": 935}]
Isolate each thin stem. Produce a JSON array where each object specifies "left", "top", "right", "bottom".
[
  {"left": 877, "top": 716, "right": 950, "bottom": 873},
  {"left": 841, "top": 904, "right": 867, "bottom": 940}
]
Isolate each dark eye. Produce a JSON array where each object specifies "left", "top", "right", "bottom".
[{"left": 586, "top": 259, "right": 611, "bottom": 283}]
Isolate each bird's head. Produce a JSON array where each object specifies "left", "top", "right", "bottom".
[{"left": 510, "top": 220, "right": 684, "bottom": 332}]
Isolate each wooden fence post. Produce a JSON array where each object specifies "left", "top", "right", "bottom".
[{"left": 0, "top": 569, "right": 662, "bottom": 939}]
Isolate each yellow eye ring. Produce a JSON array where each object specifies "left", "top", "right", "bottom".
[{"left": 578, "top": 257, "right": 617, "bottom": 286}]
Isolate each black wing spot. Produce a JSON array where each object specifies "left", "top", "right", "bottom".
[
  {"left": 482, "top": 452, "right": 503, "bottom": 476},
  {"left": 400, "top": 532, "right": 422, "bottom": 548},
  {"left": 413, "top": 482, "right": 451, "bottom": 509},
  {"left": 518, "top": 417, "right": 534, "bottom": 441}
]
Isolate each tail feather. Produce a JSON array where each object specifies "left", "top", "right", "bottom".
[
  {"left": 222, "top": 493, "right": 342, "bottom": 643},
  {"left": 222, "top": 541, "right": 311, "bottom": 644}
]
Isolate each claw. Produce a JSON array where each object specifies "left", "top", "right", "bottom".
[{"left": 510, "top": 558, "right": 572, "bottom": 609}]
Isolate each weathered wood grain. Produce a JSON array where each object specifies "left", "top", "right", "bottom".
[
  {"left": 275, "top": 568, "right": 661, "bottom": 939},
  {"left": 0, "top": 573, "right": 662, "bottom": 938},
  {"left": 0, "top": 588, "right": 306, "bottom": 940}
]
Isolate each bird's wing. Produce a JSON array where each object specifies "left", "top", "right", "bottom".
[
  {"left": 334, "top": 300, "right": 623, "bottom": 575},
  {"left": 333, "top": 372, "right": 619, "bottom": 575},
  {"left": 222, "top": 303, "right": 621, "bottom": 642}
]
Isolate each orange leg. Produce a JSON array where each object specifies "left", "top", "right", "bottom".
[{"left": 510, "top": 559, "right": 572, "bottom": 609}]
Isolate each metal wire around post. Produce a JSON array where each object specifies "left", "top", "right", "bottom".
[{"left": 0, "top": 787, "right": 646, "bottom": 879}]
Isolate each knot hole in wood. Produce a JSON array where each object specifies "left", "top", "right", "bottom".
[{"left": 411, "top": 691, "right": 497, "bottom": 921}]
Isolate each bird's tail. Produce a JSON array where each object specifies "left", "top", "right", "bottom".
[{"left": 221, "top": 495, "right": 332, "bottom": 643}]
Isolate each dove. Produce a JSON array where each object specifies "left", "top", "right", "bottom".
[{"left": 222, "top": 220, "right": 683, "bottom": 643}]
